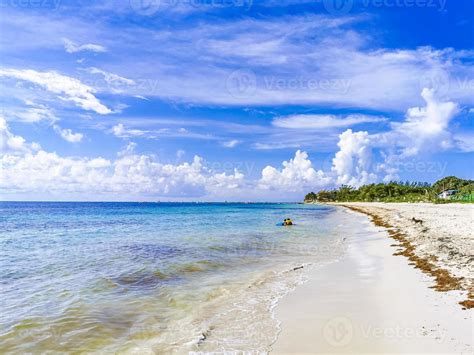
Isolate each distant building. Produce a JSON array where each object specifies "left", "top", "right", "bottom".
[{"left": 437, "top": 189, "right": 458, "bottom": 199}]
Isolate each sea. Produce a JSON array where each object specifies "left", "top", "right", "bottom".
[{"left": 0, "top": 202, "right": 359, "bottom": 353}]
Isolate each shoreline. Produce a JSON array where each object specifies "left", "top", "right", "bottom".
[
  {"left": 271, "top": 203, "right": 473, "bottom": 353},
  {"left": 335, "top": 202, "right": 473, "bottom": 309}
]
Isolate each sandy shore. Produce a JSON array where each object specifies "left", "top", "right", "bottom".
[
  {"left": 271, "top": 203, "right": 473, "bottom": 353},
  {"left": 337, "top": 202, "right": 474, "bottom": 309}
]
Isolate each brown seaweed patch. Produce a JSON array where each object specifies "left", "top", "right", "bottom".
[
  {"left": 172, "top": 260, "right": 223, "bottom": 275},
  {"left": 459, "top": 300, "right": 474, "bottom": 309},
  {"left": 341, "top": 205, "right": 468, "bottom": 308},
  {"left": 459, "top": 284, "right": 474, "bottom": 309},
  {"left": 114, "top": 269, "right": 170, "bottom": 289}
]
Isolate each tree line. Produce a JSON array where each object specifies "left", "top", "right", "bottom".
[{"left": 304, "top": 176, "right": 474, "bottom": 203}]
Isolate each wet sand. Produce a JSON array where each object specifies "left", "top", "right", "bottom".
[
  {"left": 338, "top": 202, "right": 474, "bottom": 309},
  {"left": 271, "top": 207, "right": 473, "bottom": 353}
]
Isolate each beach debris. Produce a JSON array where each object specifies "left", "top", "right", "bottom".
[
  {"left": 342, "top": 204, "right": 470, "bottom": 309},
  {"left": 293, "top": 265, "right": 304, "bottom": 271},
  {"left": 197, "top": 326, "right": 214, "bottom": 346}
]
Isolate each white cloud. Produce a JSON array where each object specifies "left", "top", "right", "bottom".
[
  {"left": 0, "top": 150, "right": 245, "bottom": 198},
  {"left": 253, "top": 142, "right": 307, "bottom": 150},
  {"left": 0, "top": 125, "right": 245, "bottom": 198},
  {"left": 53, "top": 125, "right": 84, "bottom": 143},
  {"left": 84, "top": 67, "right": 135, "bottom": 91},
  {"left": 63, "top": 38, "right": 107, "bottom": 53},
  {"left": 331, "top": 129, "right": 377, "bottom": 187},
  {"left": 110, "top": 123, "right": 218, "bottom": 141},
  {"left": 0, "top": 88, "right": 467, "bottom": 199},
  {"left": 272, "top": 114, "right": 386, "bottom": 130},
  {"left": 4, "top": 104, "right": 58, "bottom": 123},
  {"left": 221, "top": 139, "right": 240, "bottom": 148},
  {"left": 3, "top": 11, "right": 473, "bottom": 111},
  {"left": 389, "top": 88, "right": 459, "bottom": 157},
  {"left": 453, "top": 133, "right": 474, "bottom": 152},
  {"left": 64, "top": 16, "right": 471, "bottom": 111},
  {"left": 1, "top": 122, "right": 324, "bottom": 199},
  {"left": 118, "top": 142, "right": 138, "bottom": 157},
  {"left": 0, "top": 69, "right": 112, "bottom": 115},
  {"left": 0, "top": 117, "right": 40, "bottom": 153},
  {"left": 259, "top": 150, "right": 331, "bottom": 192},
  {"left": 112, "top": 123, "right": 147, "bottom": 138},
  {"left": 329, "top": 89, "right": 462, "bottom": 185}
]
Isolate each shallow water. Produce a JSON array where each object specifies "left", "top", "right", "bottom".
[{"left": 0, "top": 202, "right": 356, "bottom": 353}]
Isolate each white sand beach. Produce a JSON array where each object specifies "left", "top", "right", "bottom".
[{"left": 272, "top": 203, "right": 473, "bottom": 353}]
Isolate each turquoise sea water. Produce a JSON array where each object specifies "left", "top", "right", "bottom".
[{"left": 0, "top": 202, "right": 353, "bottom": 353}]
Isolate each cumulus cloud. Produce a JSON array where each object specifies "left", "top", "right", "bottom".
[
  {"left": 2, "top": 122, "right": 328, "bottom": 199},
  {"left": 53, "top": 125, "right": 84, "bottom": 143},
  {"left": 0, "top": 69, "right": 112, "bottom": 115},
  {"left": 118, "top": 142, "right": 138, "bottom": 157},
  {"left": 259, "top": 150, "right": 331, "bottom": 192},
  {"left": 272, "top": 114, "right": 386, "bottom": 130},
  {"left": 0, "top": 117, "right": 40, "bottom": 153},
  {"left": 389, "top": 88, "right": 459, "bottom": 157},
  {"left": 63, "top": 38, "right": 107, "bottom": 53},
  {"left": 0, "top": 88, "right": 465, "bottom": 199},
  {"left": 0, "top": 127, "right": 245, "bottom": 198},
  {"left": 329, "top": 89, "right": 461, "bottom": 185},
  {"left": 331, "top": 129, "right": 377, "bottom": 187}
]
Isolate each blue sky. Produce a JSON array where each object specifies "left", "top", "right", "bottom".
[{"left": 0, "top": 0, "right": 473, "bottom": 201}]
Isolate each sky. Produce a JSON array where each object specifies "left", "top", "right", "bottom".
[{"left": 0, "top": 0, "right": 473, "bottom": 201}]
